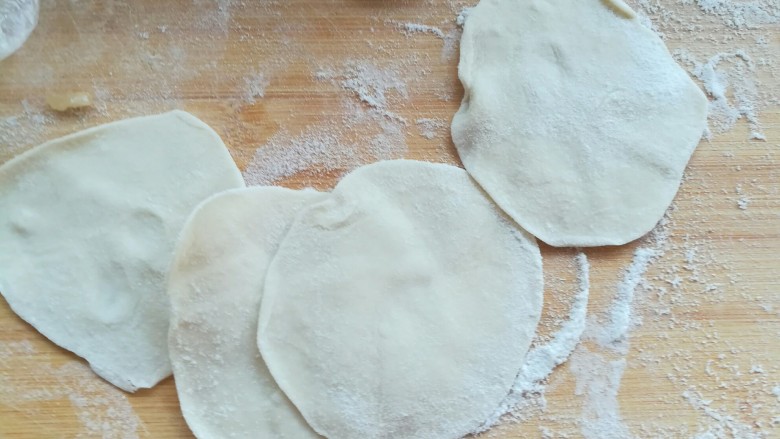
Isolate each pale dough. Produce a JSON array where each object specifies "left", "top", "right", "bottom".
[
  {"left": 451, "top": 0, "right": 708, "bottom": 247},
  {"left": 0, "top": 111, "right": 244, "bottom": 391},
  {"left": 257, "top": 160, "right": 544, "bottom": 439},
  {"left": 168, "top": 187, "right": 325, "bottom": 439},
  {"left": 0, "top": 0, "right": 38, "bottom": 61}
]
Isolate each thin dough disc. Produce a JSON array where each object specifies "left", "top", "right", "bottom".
[
  {"left": 451, "top": 0, "right": 708, "bottom": 247},
  {"left": 258, "top": 160, "right": 543, "bottom": 439},
  {"left": 0, "top": 0, "right": 39, "bottom": 61},
  {"left": 0, "top": 111, "right": 244, "bottom": 391},
  {"left": 168, "top": 187, "right": 325, "bottom": 439}
]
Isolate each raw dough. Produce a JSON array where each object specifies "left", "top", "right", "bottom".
[
  {"left": 46, "top": 92, "right": 93, "bottom": 112},
  {"left": 258, "top": 160, "right": 544, "bottom": 439},
  {"left": 0, "top": 111, "right": 244, "bottom": 391},
  {"left": 451, "top": 0, "right": 708, "bottom": 247},
  {"left": 168, "top": 187, "right": 325, "bottom": 439},
  {"left": 0, "top": 0, "right": 38, "bottom": 61}
]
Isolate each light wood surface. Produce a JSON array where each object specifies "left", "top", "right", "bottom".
[{"left": 1, "top": 1, "right": 778, "bottom": 438}]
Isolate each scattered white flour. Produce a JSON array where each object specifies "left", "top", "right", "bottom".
[
  {"left": 243, "top": 60, "right": 408, "bottom": 186},
  {"left": 0, "top": 339, "right": 35, "bottom": 356},
  {"left": 456, "top": 7, "right": 474, "bottom": 27},
  {"left": 633, "top": 0, "right": 779, "bottom": 140},
  {"left": 570, "top": 347, "right": 633, "bottom": 439},
  {"left": 242, "top": 72, "right": 269, "bottom": 104},
  {"left": 243, "top": 108, "right": 405, "bottom": 186},
  {"left": 560, "top": 190, "right": 776, "bottom": 438},
  {"left": 572, "top": 296, "right": 641, "bottom": 438},
  {"left": 590, "top": 247, "right": 659, "bottom": 353},
  {"left": 567, "top": 220, "right": 671, "bottom": 438},
  {"left": 694, "top": 0, "right": 779, "bottom": 29},
  {"left": 677, "top": 50, "right": 763, "bottom": 138},
  {"left": 58, "top": 362, "right": 143, "bottom": 439},
  {"left": 387, "top": 19, "right": 462, "bottom": 61},
  {"left": 321, "top": 60, "right": 408, "bottom": 121},
  {"left": 243, "top": 127, "right": 358, "bottom": 185},
  {"left": 415, "top": 117, "right": 447, "bottom": 140},
  {"left": 193, "top": 0, "right": 233, "bottom": 34},
  {"left": 475, "top": 252, "right": 591, "bottom": 433},
  {"left": 441, "top": 28, "right": 462, "bottom": 61},
  {"left": 392, "top": 21, "right": 445, "bottom": 39},
  {"left": 735, "top": 184, "right": 751, "bottom": 210},
  {"left": 0, "top": 340, "right": 142, "bottom": 438},
  {"left": 0, "top": 100, "right": 53, "bottom": 161},
  {"left": 682, "top": 388, "right": 764, "bottom": 439}
]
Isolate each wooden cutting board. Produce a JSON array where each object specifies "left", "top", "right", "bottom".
[{"left": 1, "top": 1, "right": 778, "bottom": 437}]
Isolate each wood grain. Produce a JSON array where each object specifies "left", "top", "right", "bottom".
[{"left": 1, "top": 1, "right": 778, "bottom": 438}]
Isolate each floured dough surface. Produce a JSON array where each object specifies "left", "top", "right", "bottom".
[
  {"left": 0, "top": 0, "right": 39, "bottom": 61},
  {"left": 168, "top": 187, "right": 324, "bottom": 439},
  {"left": 0, "top": 111, "right": 244, "bottom": 391},
  {"left": 451, "top": 0, "right": 708, "bottom": 247},
  {"left": 258, "top": 160, "right": 543, "bottom": 439}
]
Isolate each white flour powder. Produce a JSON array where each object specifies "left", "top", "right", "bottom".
[
  {"left": 0, "top": 340, "right": 142, "bottom": 438},
  {"left": 476, "top": 253, "right": 591, "bottom": 433}
]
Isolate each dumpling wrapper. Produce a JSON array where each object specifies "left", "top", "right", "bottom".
[
  {"left": 258, "top": 160, "right": 544, "bottom": 439},
  {"left": 168, "top": 187, "right": 324, "bottom": 439},
  {"left": 451, "top": 0, "right": 708, "bottom": 247},
  {"left": 0, "top": 110, "right": 244, "bottom": 391},
  {"left": 0, "top": 0, "right": 39, "bottom": 61}
]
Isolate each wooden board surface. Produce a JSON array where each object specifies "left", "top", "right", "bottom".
[{"left": 1, "top": 1, "right": 778, "bottom": 437}]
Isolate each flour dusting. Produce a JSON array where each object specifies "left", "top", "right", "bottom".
[
  {"left": 416, "top": 118, "right": 447, "bottom": 140},
  {"left": 694, "top": 0, "right": 779, "bottom": 29},
  {"left": 571, "top": 347, "right": 633, "bottom": 439},
  {"left": 242, "top": 72, "right": 270, "bottom": 105},
  {"left": 0, "top": 340, "right": 142, "bottom": 438},
  {"left": 391, "top": 21, "right": 445, "bottom": 39},
  {"left": 243, "top": 60, "right": 408, "bottom": 186},
  {"left": 677, "top": 50, "right": 763, "bottom": 138},
  {"left": 564, "top": 221, "right": 670, "bottom": 438},
  {"left": 589, "top": 247, "right": 659, "bottom": 353},
  {"left": 475, "top": 252, "right": 591, "bottom": 433},
  {"left": 633, "top": 0, "right": 779, "bottom": 139},
  {"left": 326, "top": 60, "right": 409, "bottom": 122},
  {"left": 244, "top": 127, "right": 358, "bottom": 185}
]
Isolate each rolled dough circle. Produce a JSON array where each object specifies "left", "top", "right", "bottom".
[
  {"left": 168, "top": 187, "right": 325, "bottom": 439},
  {"left": 0, "top": 111, "right": 244, "bottom": 391},
  {"left": 451, "top": 0, "right": 708, "bottom": 247},
  {"left": 0, "top": 0, "right": 39, "bottom": 61},
  {"left": 258, "top": 160, "right": 544, "bottom": 439}
]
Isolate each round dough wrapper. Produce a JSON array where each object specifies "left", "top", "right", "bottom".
[
  {"left": 451, "top": 0, "right": 708, "bottom": 247},
  {"left": 0, "top": 111, "right": 244, "bottom": 392},
  {"left": 168, "top": 187, "right": 325, "bottom": 439},
  {"left": 258, "top": 160, "right": 543, "bottom": 439},
  {"left": 0, "top": 0, "right": 39, "bottom": 61}
]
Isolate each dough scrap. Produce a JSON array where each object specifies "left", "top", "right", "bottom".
[
  {"left": 451, "top": 0, "right": 708, "bottom": 247},
  {"left": 258, "top": 160, "right": 543, "bottom": 439},
  {"left": 168, "top": 187, "right": 325, "bottom": 439},
  {"left": 46, "top": 92, "right": 93, "bottom": 112},
  {"left": 0, "top": 111, "right": 244, "bottom": 391}
]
